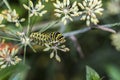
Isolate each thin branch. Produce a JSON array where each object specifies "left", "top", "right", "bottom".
[
  {"left": 63, "top": 22, "right": 120, "bottom": 37},
  {"left": 63, "top": 27, "right": 91, "bottom": 37},
  {"left": 103, "top": 22, "right": 120, "bottom": 28},
  {"left": 0, "top": 36, "right": 20, "bottom": 41},
  {"left": 23, "top": 45, "right": 27, "bottom": 64},
  {"left": 59, "top": 23, "right": 66, "bottom": 33},
  {"left": 27, "top": 0, "right": 30, "bottom": 36},
  {"left": 96, "top": 25, "right": 116, "bottom": 33},
  {"left": 28, "top": 44, "right": 36, "bottom": 53},
  {"left": 70, "top": 36, "right": 84, "bottom": 58}
]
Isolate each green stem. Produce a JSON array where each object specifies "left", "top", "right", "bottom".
[
  {"left": 23, "top": 45, "right": 27, "bottom": 64},
  {"left": 27, "top": 0, "right": 30, "bottom": 36},
  {"left": 28, "top": 44, "right": 36, "bottom": 53},
  {"left": 0, "top": 36, "right": 20, "bottom": 41},
  {"left": 3, "top": 0, "right": 12, "bottom": 11}
]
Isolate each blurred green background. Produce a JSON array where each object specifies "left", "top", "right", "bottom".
[{"left": 0, "top": 0, "right": 120, "bottom": 80}]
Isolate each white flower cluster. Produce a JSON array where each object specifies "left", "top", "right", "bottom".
[
  {"left": 22, "top": 0, "right": 104, "bottom": 26},
  {"left": 44, "top": 43, "right": 69, "bottom": 62},
  {"left": 78, "top": 0, "right": 104, "bottom": 26},
  {"left": 0, "top": 46, "right": 21, "bottom": 68},
  {"left": 23, "top": 0, "right": 47, "bottom": 17},
  {"left": 1, "top": 9, "right": 25, "bottom": 27},
  {"left": 53, "top": 0, "right": 104, "bottom": 26},
  {"left": 53, "top": 0, "right": 79, "bottom": 25}
]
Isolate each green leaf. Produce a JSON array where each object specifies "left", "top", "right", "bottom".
[
  {"left": 106, "top": 66, "right": 120, "bottom": 80},
  {"left": 0, "top": 65, "right": 17, "bottom": 79},
  {"left": 39, "top": 21, "right": 58, "bottom": 33},
  {"left": 0, "top": 63, "right": 29, "bottom": 80},
  {"left": 9, "top": 68, "right": 28, "bottom": 80},
  {"left": 86, "top": 66, "right": 101, "bottom": 80}
]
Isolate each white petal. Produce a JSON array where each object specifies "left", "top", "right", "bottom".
[
  {"left": 29, "top": 1, "right": 33, "bottom": 8},
  {"left": 55, "top": 53, "right": 61, "bottom": 62},
  {"left": 78, "top": 3, "right": 85, "bottom": 9},
  {"left": 23, "top": 4, "right": 30, "bottom": 10},
  {"left": 86, "top": 20, "right": 90, "bottom": 26},
  {"left": 43, "top": 47, "right": 50, "bottom": 51},
  {"left": 80, "top": 15, "right": 86, "bottom": 20},
  {"left": 63, "top": 0, "right": 67, "bottom": 6},
  {"left": 54, "top": 13, "right": 62, "bottom": 17},
  {"left": 54, "top": 9, "right": 62, "bottom": 13},
  {"left": 1, "top": 64, "right": 7, "bottom": 68},
  {"left": 20, "top": 18, "right": 25, "bottom": 22},
  {"left": 50, "top": 51, "right": 54, "bottom": 58},
  {"left": 83, "top": 1, "right": 87, "bottom": 7},
  {"left": 67, "top": 0, "right": 70, "bottom": 6},
  {"left": 53, "top": 3, "right": 60, "bottom": 8},
  {"left": 0, "top": 62, "right": 4, "bottom": 65},
  {"left": 56, "top": 0, "right": 61, "bottom": 6},
  {"left": 63, "top": 20, "right": 67, "bottom": 25},
  {"left": 15, "top": 22, "right": 19, "bottom": 27},
  {"left": 72, "top": 1, "right": 77, "bottom": 8},
  {"left": 30, "top": 13, "right": 34, "bottom": 17}
]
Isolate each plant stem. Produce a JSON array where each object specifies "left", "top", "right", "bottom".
[
  {"left": 3, "top": 0, "right": 12, "bottom": 11},
  {"left": 63, "top": 27, "right": 91, "bottom": 37},
  {"left": 0, "top": 36, "right": 20, "bottom": 41},
  {"left": 59, "top": 22, "right": 66, "bottom": 33},
  {"left": 27, "top": 0, "right": 30, "bottom": 36},
  {"left": 23, "top": 45, "right": 27, "bottom": 64},
  {"left": 63, "top": 22, "right": 120, "bottom": 37},
  {"left": 28, "top": 44, "right": 36, "bottom": 53}
]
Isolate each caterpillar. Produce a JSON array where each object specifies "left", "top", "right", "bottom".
[{"left": 29, "top": 32, "right": 66, "bottom": 46}]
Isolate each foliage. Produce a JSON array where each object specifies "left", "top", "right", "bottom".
[{"left": 86, "top": 66, "right": 101, "bottom": 80}]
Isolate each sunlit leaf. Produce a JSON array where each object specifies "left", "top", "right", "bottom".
[
  {"left": 0, "top": 63, "right": 27, "bottom": 80},
  {"left": 106, "top": 66, "right": 120, "bottom": 80},
  {"left": 86, "top": 66, "right": 101, "bottom": 80},
  {"left": 9, "top": 67, "right": 28, "bottom": 80}
]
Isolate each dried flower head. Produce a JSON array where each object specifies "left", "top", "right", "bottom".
[
  {"left": 23, "top": 0, "right": 47, "bottom": 17},
  {"left": 111, "top": 32, "right": 120, "bottom": 51},
  {"left": 78, "top": 0, "right": 104, "bottom": 26},
  {"left": 0, "top": 45, "right": 21, "bottom": 68},
  {"left": 44, "top": 43, "right": 69, "bottom": 62},
  {"left": 0, "top": 14, "right": 5, "bottom": 27},
  {"left": 53, "top": 0, "right": 79, "bottom": 25},
  {"left": 1, "top": 9, "right": 25, "bottom": 27}
]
